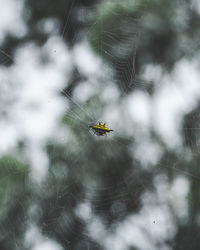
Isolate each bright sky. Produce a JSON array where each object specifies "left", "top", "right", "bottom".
[{"left": 0, "top": 0, "right": 26, "bottom": 43}]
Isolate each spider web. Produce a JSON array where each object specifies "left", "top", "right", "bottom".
[{"left": 0, "top": 1, "right": 200, "bottom": 250}]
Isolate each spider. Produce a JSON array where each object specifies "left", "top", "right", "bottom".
[{"left": 89, "top": 122, "right": 114, "bottom": 136}]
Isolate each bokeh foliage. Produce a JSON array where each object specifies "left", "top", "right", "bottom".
[
  {"left": 0, "top": 156, "right": 29, "bottom": 250},
  {"left": 90, "top": 0, "right": 200, "bottom": 92},
  {"left": 1, "top": 0, "right": 200, "bottom": 250}
]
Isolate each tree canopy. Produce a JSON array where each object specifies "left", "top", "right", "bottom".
[{"left": 1, "top": 0, "right": 200, "bottom": 249}]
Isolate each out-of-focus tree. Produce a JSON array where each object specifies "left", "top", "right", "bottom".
[
  {"left": 1, "top": 0, "right": 200, "bottom": 250},
  {"left": 90, "top": 0, "right": 200, "bottom": 92},
  {"left": 0, "top": 156, "right": 29, "bottom": 250}
]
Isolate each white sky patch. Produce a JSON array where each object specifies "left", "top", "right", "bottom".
[
  {"left": 0, "top": 122, "right": 19, "bottom": 153},
  {"left": 32, "top": 241, "right": 63, "bottom": 250},
  {"left": 140, "top": 206, "right": 176, "bottom": 248},
  {"left": 102, "top": 89, "right": 151, "bottom": 138},
  {"left": 104, "top": 223, "right": 151, "bottom": 250},
  {"left": 11, "top": 42, "right": 69, "bottom": 144},
  {"left": 68, "top": 39, "right": 121, "bottom": 127},
  {"left": 153, "top": 175, "right": 171, "bottom": 204},
  {"left": 101, "top": 82, "right": 120, "bottom": 103},
  {"left": 37, "top": 18, "right": 60, "bottom": 36},
  {"left": 142, "top": 63, "right": 163, "bottom": 86},
  {"left": 0, "top": 0, "right": 26, "bottom": 44},
  {"left": 152, "top": 58, "right": 200, "bottom": 148},
  {"left": 0, "top": 38, "right": 71, "bottom": 180},
  {"left": 28, "top": 143, "right": 49, "bottom": 182},
  {"left": 44, "top": 36, "right": 72, "bottom": 73},
  {"left": 25, "top": 224, "right": 63, "bottom": 250},
  {"left": 134, "top": 140, "right": 163, "bottom": 167},
  {"left": 69, "top": 39, "right": 116, "bottom": 122},
  {"left": 88, "top": 217, "right": 107, "bottom": 244},
  {"left": 191, "top": 0, "right": 200, "bottom": 14},
  {"left": 168, "top": 176, "right": 190, "bottom": 220},
  {"left": 76, "top": 201, "right": 92, "bottom": 220},
  {"left": 73, "top": 81, "right": 97, "bottom": 104},
  {"left": 154, "top": 174, "right": 189, "bottom": 221},
  {"left": 99, "top": 84, "right": 121, "bottom": 129},
  {"left": 153, "top": 82, "right": 183, "bottom": 147},
  {"left": 102, "top": 102, "right": 123, "bottom": 133},
  {"left": 73, "top": 39, "right": 109, "bottom": 77},
  {"left": 127, "top": 90, "right": 151, "bottom": 126}
]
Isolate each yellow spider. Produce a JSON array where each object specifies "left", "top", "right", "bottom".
[{"left": 89, "top": 122, "right": 114, "bottom": 136}]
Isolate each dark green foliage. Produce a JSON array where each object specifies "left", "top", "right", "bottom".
[
  {"left": 0, "top": 156, "right": 29, "bottom": 212},
  {"left": 0, "top": 156, "right": 29, "bottom": 250},
  {"left": 183, "top": 104, "right": 200, "bottom": 149}
]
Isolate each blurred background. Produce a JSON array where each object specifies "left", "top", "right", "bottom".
[{"left": 1, "top": 0, "right": 200, "bottom": 249}]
